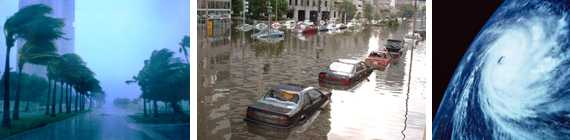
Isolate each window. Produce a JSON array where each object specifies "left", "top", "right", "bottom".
[
  {"left": 264, "top": 89, "right": 300, "bottom": 103},
  {"left": 307, "top": 90, "right": 323, "bottom": 104},
  {"left": 303, "top": 93, "right": 311, "bottom": 106},
  {"left": 295, "top": 0, "right": 298, "bottom": 6},
  {"left": 329, "top": 62, "right": 355, "bottom": 74},
  {"left": 325, "top": 1, "right": 328, "bottom": 7}
]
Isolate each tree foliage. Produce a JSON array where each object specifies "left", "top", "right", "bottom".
[
  {"left": 336, "top": 0, "right": 356, "bottom": 21},
  {"left": 0, "top": 72, "right": 48, "bottom": 103},
  {"left": 248, "top": 0, "right": 288, "bottom": 20},
  {"left": 399, "top": 4, "right": 415, "bottom": 18},
  {"left": 3, "top": 4, "right": 64, "bottom": 125},
  {"left": 231, "top": 0, "right": 244, "bottom": 16},
  {"left": 132, "top": 48, "right": 189, "bottom": 115}
]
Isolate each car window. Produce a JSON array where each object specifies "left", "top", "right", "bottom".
[
  {"left": 329, "top": 62, "right": 354, "bottom": 74},
  {"left": 307, "top": 90, "right": 322, "bottom": 103},
  {"left": 265, "top": 89, "right": 299, "bottom": 103},
  {"left": 358, "top": 63, "right": 366, "bottom": 72},
  {"left": 303, "top": 93, "right": 311, "bottom": 106}
]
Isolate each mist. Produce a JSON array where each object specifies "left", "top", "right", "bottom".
[{"left": 0, "top": 0, "right": 189, "bottom": 104}]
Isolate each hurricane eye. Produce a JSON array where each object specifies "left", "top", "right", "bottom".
[{"left": 497, "top": 56, "right": 505, "bottom": 64}]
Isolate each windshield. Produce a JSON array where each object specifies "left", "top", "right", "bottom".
[
  {"left": 329, "top": 62, "right": 355, "bottom": 74},
  {"left": 264, "top": 89, "right": 299, "bottom": 103}
]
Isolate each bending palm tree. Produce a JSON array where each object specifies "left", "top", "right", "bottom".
[
  {"left": 179, "top": 35, "right": 189, "bottom": 63},
  {"left": 3, "top": 4, "right": 64, "bottom": 126}
]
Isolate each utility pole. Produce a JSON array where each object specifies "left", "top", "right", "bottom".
[{"left": 401, "top": 0, "right": 418, "bottom": 139}]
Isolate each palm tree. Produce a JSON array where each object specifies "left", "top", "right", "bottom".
[
  {"left": 3, "top": 4, "right": 63, "bottom": 126},
  {"left": 60, "top": 54, "right": 81, "bottom": 113},
  {"left": 131, "top": 49, "right": 189, "bottom": 116},
  {"left": 46, "top": 58, "right": 61, "bottom": 116},
  {"left": 178, "top": 35, "right": 189, "bottom": 63}
]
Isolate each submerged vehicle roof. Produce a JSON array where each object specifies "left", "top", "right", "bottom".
[
  {"left": 272, "top": 83, "right": 307, "bottom": 93},
  {"left": 386, "top": 39, "right": 403, "bottom": 50},
  {"left": 336, "top": 59, "right": 361, "bottom": 64}
]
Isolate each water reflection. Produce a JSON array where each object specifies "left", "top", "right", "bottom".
[
  {"left": 5, "top": 106, "right": 190, "bottom": 140},
  {"left": 198, "top": 21, "right": 426, "bottom": 140}
]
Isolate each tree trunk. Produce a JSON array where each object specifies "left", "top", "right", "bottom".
[
  {"left": 46, "top": 78, "right": 51, "bottom": 115},
  {"left": 153, "top": 100, "right": 158, "bottom": 117},
  {"left": 25, "top": 101, "right": 30, "bottom": 112},
  {"left": 143, "top": 98, "right": 147, "bottom": 116},
  {"left": 64, "top": 84, "right": 68, "bottom": 113},
  {"left": 75, "top": 91, "right": 79, "bottom": 112},
  {"left": 58, "top": 81, "right": 63, "bottom": 113},
  {"left": 13, "top": 66, "right": 23, "bottom": 120},
  {"left": 171, "top": 101, "right": 182, "bottom": 114},
  {"left": 66, "top": 84, "right": 70, "bottom": 113},
  {"left": 80, "top": 95, "right": 84, "bottom": 111},
  {"left": 2, "top": 39, "right": 12, "bottom": 128},
  {"left": 50, "top": 80, "right": 56, "bottom": 117},
  {"left": 89, "top": 97, "right": 93, "bottom": 109}
]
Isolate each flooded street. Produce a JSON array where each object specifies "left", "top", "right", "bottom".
[
  {"left": 4, "top": 106, "right": 190, "bottom": 140},
  {"left": 198, "top": 21, "right": 427, "bottom": 140}
]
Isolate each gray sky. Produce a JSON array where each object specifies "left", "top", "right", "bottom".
[{"left": 1, "top": 1, "right": 189, "bottom": 101}]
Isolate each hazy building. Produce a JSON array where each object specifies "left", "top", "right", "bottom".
[
  {"left": 18, "top": 0, "right": 75, "bottom": 77},
  {"left": 287, "top": 0, "right": 337, "bottom": 22},
  {"left": 198, "top": 0, "right": 231, "bottom": 17}
]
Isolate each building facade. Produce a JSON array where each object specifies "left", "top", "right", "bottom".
[
  {"left": 18, "top": 0, "right": 75, "bottom": 76},
  {"left": 198, "top": 0, "right": 231, "bottom": 17},
  {"left": 287, "top": 0, "right": 337, "bottom": 22}
]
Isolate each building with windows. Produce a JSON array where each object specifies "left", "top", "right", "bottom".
[
  {"left": 18, "top": 0, "right": 75, "bottom": 77},
  {"left": 198, "top": 0, "right": 231, "bottom": 18},
  {"left": 287, "top": 0, "right": 338, "bottom": 22}
]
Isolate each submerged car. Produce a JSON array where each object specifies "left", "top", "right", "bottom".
[
  {"left": 385, "top": 39, "right": 404, "bottom": 58},
  {"left": 244, "top": 83, "right": 331, "bottom": 128},
  {"left": 319, "top": 59, "right": 373, "bottom": 89},
  {"left": 365, "top": 50, "right": 392, "bottom": 71}
]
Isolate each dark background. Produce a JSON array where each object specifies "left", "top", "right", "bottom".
[{"left": 432, "top": 1, "right": 502, "bottom": 116}]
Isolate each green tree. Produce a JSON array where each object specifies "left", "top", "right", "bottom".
[
  {"left": 399, "top": 4, "right": 415, "bottom": 18},
  {"left": 179, "top": 35, "right": 189, "bottom": 63},
  {"left": 61, "top": 54, "right": 85, "bottom": 113},
  {"left": 248, "top": 0, "right": 287, "bottom": 20},
  {"left": 231, "top": 0, "right": 244, "bottom": 17},
  {"left": 129, "top": 48, "right": 189, "bottom": 117},
  {"left": 3, "top": 4, "right": 64, "bottom": 126},
  {"left": 0, "top": 72, "right": 48, "bottom": 111},
  {"left": 363, "top": 3, "right": 373, "bottom": 20},
  {"left": 269, "top": 0, "right": 288, "bottom": 21},
  {"left": 336, "top": 0, "right": 356, "bottom": 23}
]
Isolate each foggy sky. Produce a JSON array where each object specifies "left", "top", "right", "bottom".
[{"left": 0, "top": 1, "right": 189, "bottom": 101}]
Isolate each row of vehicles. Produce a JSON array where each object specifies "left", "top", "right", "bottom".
[
  {"left": 240, "top": 19, "right": 364, "bottom": 42},
  {"left": 365, "top": 39, "right": 405, "bottom": 71},
  {"left": 245, "top": 39, "right": 406, "bottom": 129}
]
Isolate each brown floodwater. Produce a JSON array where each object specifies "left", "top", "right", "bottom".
[{"left": 198, "top": 21, "right": 427, "bottom": 140}]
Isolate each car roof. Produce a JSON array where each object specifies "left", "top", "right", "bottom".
[
  {"left": 272, "top": 83, "right": 308, "bottom": 93},
  {"left": 336, "top": 59, "right": 361, "bottom": 64}
]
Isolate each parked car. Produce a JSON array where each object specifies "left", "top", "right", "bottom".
[
  {"left": 365, "top": 50, "right": 392, "bottom": 71},
  {"left": 385, "top": 39, "right": 404, "bottom": 58},
  {"left": 244, "top": 83, "right": 332, "bottom": 128},
  {"left": 319, "top": 59, "right": 373, "bottom": 89}
]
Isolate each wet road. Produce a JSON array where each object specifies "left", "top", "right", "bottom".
[
  {"left": 198, "top": 21, "right": 427, "bottom": 140},
  {"left": 5, "top": 106, "right": 190, "bottom": 140}
]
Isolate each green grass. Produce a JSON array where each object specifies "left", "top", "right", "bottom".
[
  {"left": 128, "top": 112, "right": 189, "bottom": 124},
  {"left": 0, "top": 111, "right": 89, "bottom": 138}
]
